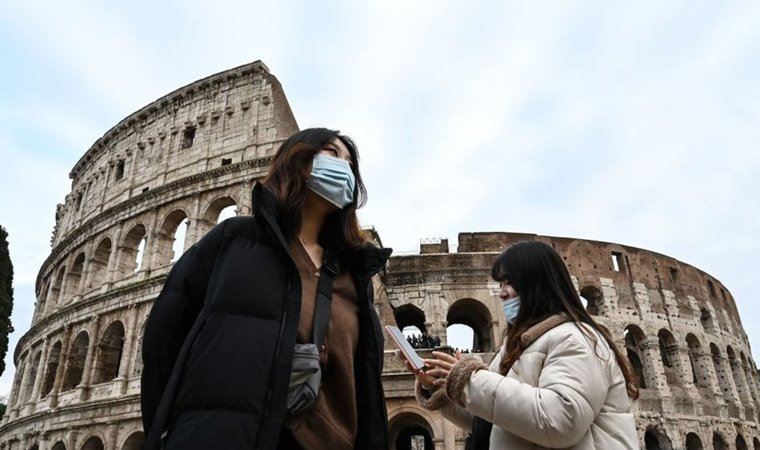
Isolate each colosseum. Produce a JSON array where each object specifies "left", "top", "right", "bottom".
[{"left": 0, "top": 60, "right": 758, "bottom": 450}]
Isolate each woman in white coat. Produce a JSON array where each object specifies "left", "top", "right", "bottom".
[{"left": 403, "top": 240, "right": 640, "bottom": 449}]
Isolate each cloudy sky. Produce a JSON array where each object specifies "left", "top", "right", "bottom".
[{"left": 0, "top": 1, "right": 759, "bottom": 397}]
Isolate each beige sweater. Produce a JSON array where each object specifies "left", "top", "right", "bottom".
[{"left": 287, "top": 238, "right": 360, "bottom": 450}]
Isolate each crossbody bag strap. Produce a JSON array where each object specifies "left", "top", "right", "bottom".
[{"left": 312, "top": 252, "right": 339, "bottom": 348}]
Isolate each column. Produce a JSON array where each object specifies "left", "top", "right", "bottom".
[
  {"left": 104, "top": 223, "right": 125, "bottom": 285},
  {"left": 730, "top": 355, "right": 756, "bottom": 418},
  {"left": 184, "top": 194, "right": 203, "bottom": 251},
  {"left": 105, "top": 423, "right": 118, "bottom": 450},
  {"left": 239, "top": 179, "right": 253, "bottom": 216},
  {"left": 79, "top": 315, "right": 101, "bottom": 401},
  {"left": 641, "top": 338, "right": 672, "bottom": 409},
  {"left": 117, "top": 306, "right": 138, "bottom": 394}
]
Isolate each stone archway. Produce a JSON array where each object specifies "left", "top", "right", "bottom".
[
  {"left": 41, "top": 341, "right": 62, "bottom": 397},
  {"left": 580, "top": 285, "right": 603, "bottom": 316},
  {"left": 63, "top": 252, "right": 85, "bottom": 304},
  {"left": 388, "top": 411, "right": 436, "bottom": 450},
  {"left": 155, "top": 209, "right": 189, "bottom": 266},
  {"left": 685, "top": 432, "right": 703, "bottom": 450},
  {"left": 624, "top": 325, "right": 648, "bottom": 389},
  {"left": 80, "top": 436, "right": 104, "bottom": 450},
  {"left": 117, "top": 224, "right": 147, "bottom": 276},
  {"left": 712, "top": 431, "right": 728, "bottom": 450},
  {"left": 644, "top": 426, "right": 673, "bottom": 450},
  {"left": 62, "top": 331, "right": 89, "bottom": 391},
  {"left": 657, "top": 328, "right": 680, "bottom": 386},
  {"left": 86, "top": 237, "right": 112, "bottom": 290},
  {"left": 120, "top": 431, "right": 144, "bottom": 450},
  {"left": 446, "top": 298, "right": 494, "bottom": 352},
  {"left": 93, "top": 321, "right": 125, "bottom": 384}
]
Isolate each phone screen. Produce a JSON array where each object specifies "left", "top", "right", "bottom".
[{"left": 385, "top": 325, "right": 426, "bottom": 370}]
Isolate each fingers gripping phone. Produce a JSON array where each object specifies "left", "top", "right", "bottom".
[{"left": 385, "top": 325, "right": 426, "bottom": 371}]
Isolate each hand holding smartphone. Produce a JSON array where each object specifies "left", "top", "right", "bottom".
[{"left": 385, "top": 325, "right": 426, "bottom": 371}]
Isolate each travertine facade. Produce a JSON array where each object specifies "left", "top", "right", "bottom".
[
  {"left": 0, "top": 62, "right": 757, "bottom": 450},
  {"left": 0, "top": 61, "right": 298, "bottom": 450}
]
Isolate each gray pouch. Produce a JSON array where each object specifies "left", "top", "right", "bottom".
[
  {"left": 286, "top": 343, "right": 322, "bottom": 416},
  {"left": 284, "top": 255, "right": 338, "bottom": 422}
]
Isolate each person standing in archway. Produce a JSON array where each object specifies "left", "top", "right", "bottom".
[
  {"left": 141, "top": 128, "right": 392, "bottom": 449},
  {"left": 402, "top": 241, "right": 639, "bottom": 449}
]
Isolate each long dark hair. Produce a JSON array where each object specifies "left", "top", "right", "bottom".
[
  {"left": 491, "top": 240, "right": 639, "bottom": 400},
  {"left": 261, "top": 127, "right": 368, "bottom": 252}
]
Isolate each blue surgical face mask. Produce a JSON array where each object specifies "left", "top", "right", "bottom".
[
  {"left": 306, "top": 153, "right": 356, "bottom": 208},
  {"left": 502, "top": 296, "right": 521, "bottom": 324}
]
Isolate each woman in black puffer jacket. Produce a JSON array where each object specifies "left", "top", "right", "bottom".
[{"left": 141, "top": 128, "right": 392, "bottom": 450}]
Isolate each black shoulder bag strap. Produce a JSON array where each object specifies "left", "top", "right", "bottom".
[{"left": 313, "top": 252, "right": 339, "bottom": 348}]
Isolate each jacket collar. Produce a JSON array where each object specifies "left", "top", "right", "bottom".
[
  {"left": 519, "top": 312, "right": 572, "bottom": 348},
  {"left": 251, "top": 181, "right": 393, "bottom": 280}
]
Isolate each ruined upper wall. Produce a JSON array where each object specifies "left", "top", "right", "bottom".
[
  {"left": 388, "top": 231, "right": 741, "bottom": 327},
  {"left": 51, "top": 60, "right": 298, "bottom": 248}
]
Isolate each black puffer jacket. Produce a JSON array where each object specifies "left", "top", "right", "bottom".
[{"left": 141, "top": 182, "right": 392, "bottom": 449}]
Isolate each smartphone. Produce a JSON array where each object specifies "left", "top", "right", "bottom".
[{"left": 385, "top": 325, "right": 426, "bottom": 371}]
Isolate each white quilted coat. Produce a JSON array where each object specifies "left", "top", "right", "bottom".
[{"left": 428, "top": 320, "right": 639, "bottom": 449}]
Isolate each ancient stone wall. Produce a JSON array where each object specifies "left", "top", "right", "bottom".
[{"left": 0, "top": 61, "right": 297, "bottom": 450}]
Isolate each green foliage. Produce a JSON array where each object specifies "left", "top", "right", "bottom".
[{"left": 0, "top": 225, "right": 14, "bottom": 378}]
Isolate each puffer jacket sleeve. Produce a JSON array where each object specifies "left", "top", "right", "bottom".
[
  {"left": 455, "top": 331, "right": 610, "bottom": 448},
  {"left": 140, "top": 218, "right": 228, "bottom": 434},
  {"left": 414, "top": 379, "right": 475, "bottom": 431}
]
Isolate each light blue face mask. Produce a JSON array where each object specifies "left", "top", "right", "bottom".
[
  {"left": 306, "top": 153, "right": 356, "bottom": 208},
  {"left": 502, "top": 296, "right": 521, "bottom": 324}
]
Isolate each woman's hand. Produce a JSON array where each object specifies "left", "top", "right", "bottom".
[
  {"left": 395, "top": 350, "right": 436, "bottom": 389},
  {"left": 424, "top": 350, "right": 462, "bottom": 387}
]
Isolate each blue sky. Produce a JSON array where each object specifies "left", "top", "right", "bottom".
[{"left": 0, "top": 1, "right": 759, "bottom": 397}]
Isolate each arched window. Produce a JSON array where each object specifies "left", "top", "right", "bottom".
[
  {"left": 737, "top": 434, "right": 749, "bottom": 450},
  {"left": 580, "top": 285, "right": 603, "bottom": 316},
  {"left": 447, "top": 298, "right": 494, "bottom": 352},
  {"left": 388, "top": 412, "right": 435, "bottom": 450},
  {"left": 203, "top": 196, "right": 237, "bottom": 225},
  {"left": 86, "top": 237, "right": 112, "bottom": 290},
  {"left": 49, "top": 265, "right": 66, "bottom": 311},
  {"left": 624, "top": 325, "right": 648, "bottom": 389},
  {"left": 117, "top": 224, "right": 147, "bottom": 277},
  {"left": 63, "top": 252, "right": 85, "bottom": 304},
  {"left": 93, "top": 321, "right": 125, "bottom": 384},
  {"left": 684, "top": 432, "right": 703, "bottom": 450},
  {"left": 699, "top": 308, "right": 714, "bottom": 331},
  {"left": 62, "top": 331, "right": 89, "bottom": 391},
  {"left": 21, "top": 351, "right": 42, "bottom": 403},
  {"left": 686, "top": 334, "right": 709, "bottom": 388},
  {"left": 41, "top": 341, "right": 62, "bottom": 397},
  {"left": 712, "top": 432, "right": 728, "bottom": 450},
  {"left": 120, "top": 432, "right": 144, "bottom": 450},
  {"left": 36, "top": 278, "right": 49, "bottom": 320},
  {"left": 644, "top": 426, "right": 673, "bottom": 450},
  {"left": 658, "top": 329, "right": 680, "bottom": 385},
  {"left": 154, "top": 210, "right": 189, "bottom": 266},
  {"left": 81, "top": 436, "right": 104, "bottom": 450}
]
